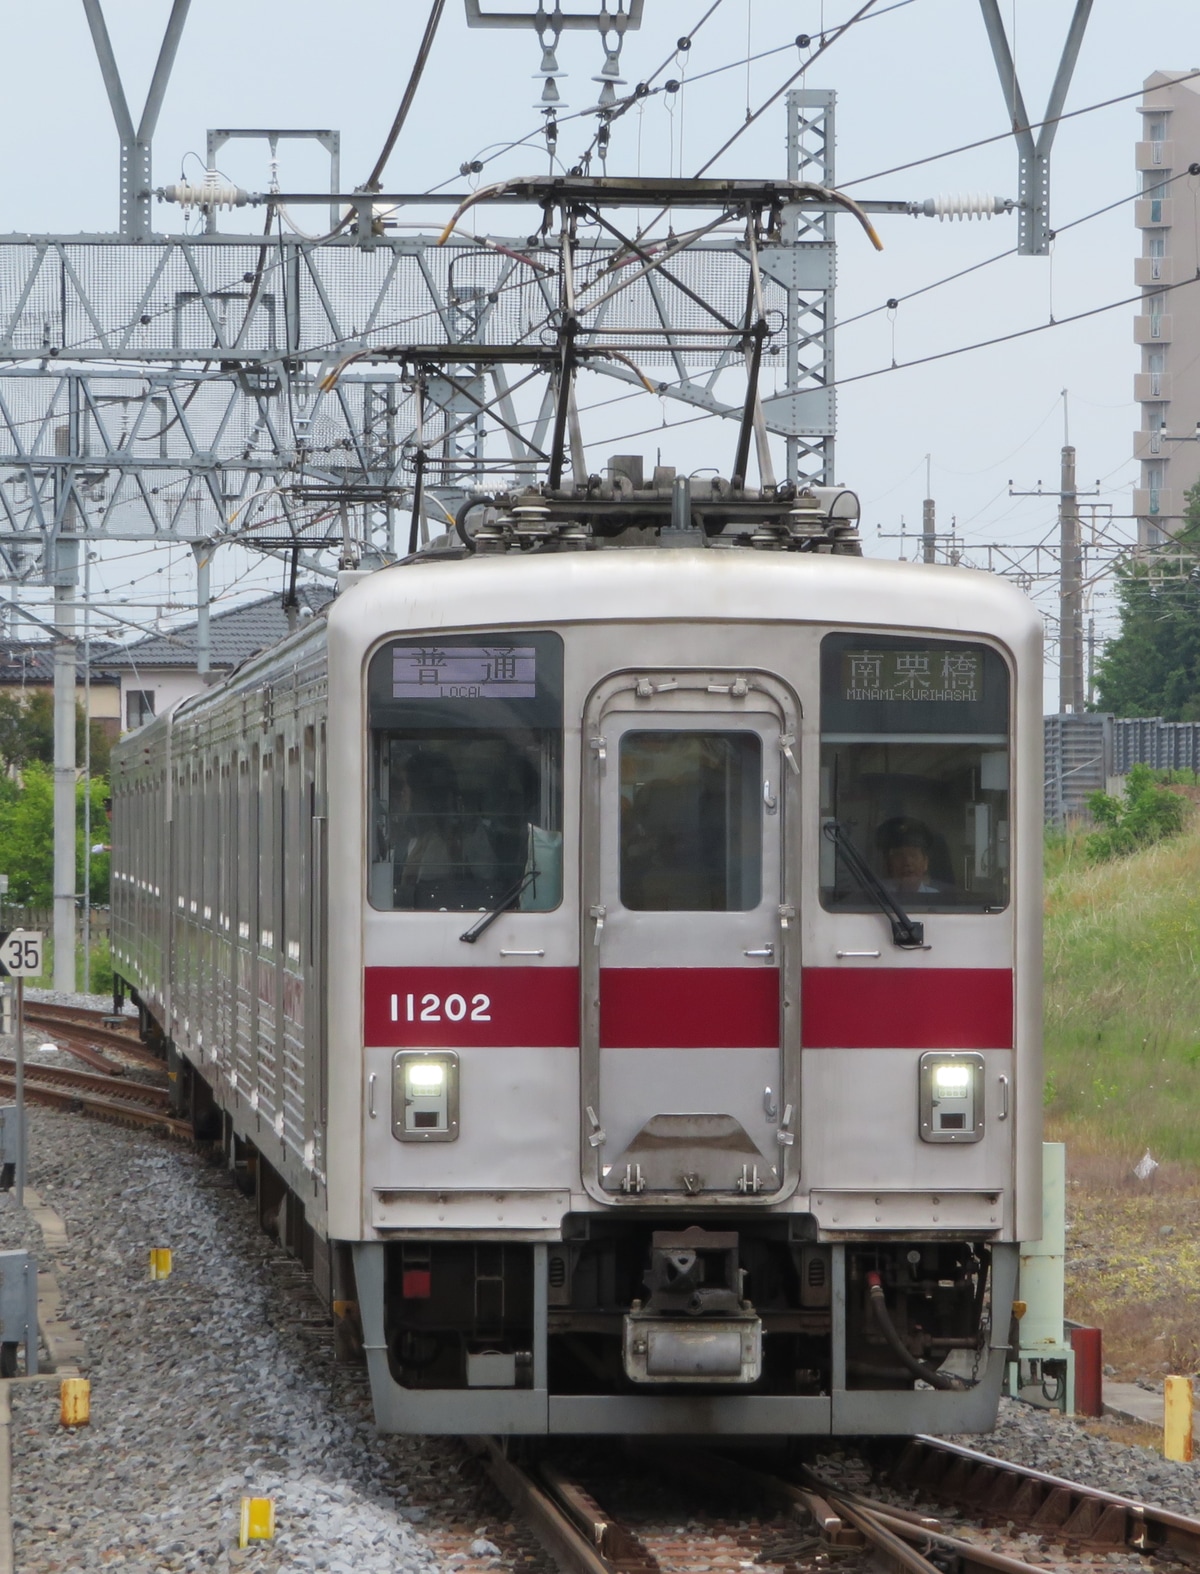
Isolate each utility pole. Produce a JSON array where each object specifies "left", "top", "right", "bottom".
[
  {"left": 1087, "top": 604, "right": 1096, "bottom": 708},
  {"left": 51, "top": 426, "right": 78, "bottom": 991},
  {"left": 922, "top": 455, "right": 936, "bottom": 564},
  {"left": 1008, "top": 395, "right": 1098, "bottom": 713},
  {"left": 1059, "top": 440, "right": 1084, "bottom": 715}
]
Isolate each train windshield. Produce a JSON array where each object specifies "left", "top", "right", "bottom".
[
  {"left": 819, "top": 634, "right": 1011, "bottom": 913},
  {"left": 367, "top": 632, "right": 563, "bottom": 912}
]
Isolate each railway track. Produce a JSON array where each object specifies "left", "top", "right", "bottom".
[
  {"left": 11, "top": 1011, "right": 1200, "bottom": 1572},
  {"left": 474, "top": 1433, "right": 1200, "bottom": 1574},
  {"left": 878, "top": 1433, "right": 1200, "bottom": 1557},
  {"left": 22, "top": 1003, "right": 164, "bottom": 1075},
  {"left": 0, "top": 1053, "right": 187, "bottom": 1138}
]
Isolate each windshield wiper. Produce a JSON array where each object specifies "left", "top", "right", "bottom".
[
  {"left": 822, "top": 820, "right": 927, "bottom": 950},
  {"left": 459, "top": 868, "right": 538, "bottom": 944}
]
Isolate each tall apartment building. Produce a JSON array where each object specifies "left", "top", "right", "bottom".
[{"left": 1134, "top": 72, "right": 1200, "bottom": 544}]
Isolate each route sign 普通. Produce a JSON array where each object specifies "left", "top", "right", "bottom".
[{"left": 0, "top": 931, "right": 43, "bottom": 978}]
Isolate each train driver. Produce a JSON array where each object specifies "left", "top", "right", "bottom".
[{"left": 877, "top": 816, "right": 954, "bottom": 898}]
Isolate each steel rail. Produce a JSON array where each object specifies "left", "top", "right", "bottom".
[
  {"left": 23, "top": 1005, "right": 165, "bottom": 1071},
  {"left": 682, "top": 1436, "right": 1200, "bottom": 1573},
  {"left": 0, "top": 1056, "right": 168, "bottom": 1109},
  {"left": 824, "top": 1493, "right": 946, "bottom": 1574},
  {"left": 469, "top": 1438, "right": 615, "bottom": 1574},
  {"left": 25, "top": 1036, "right": 124, "bottom": 1079},
  {"left": 24, "top": 1002, "right": 143, "bottom": 1041},
  {"left": 882, "top": 1433, "right": 1200, "bottom": 1555},
  {"left": 0, "top": 1065, "right": 187, "bottom": 1138},
  {"left": 827, "top": 1491, "right": 1050, "bottom": 1574}
]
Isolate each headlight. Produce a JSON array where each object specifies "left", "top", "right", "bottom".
[
  {"left": 920, "top": 1052, "right": 985, "bottom": 1144},
  {"left": 933, "top": 1063, "right": 971, "bottom": 1096},
  {"left": 406, "top": 1062, "right": 446, "bottom": 1090},
  {"left": 392, "top": 1051, "right": 459, "bottom": 1141}
]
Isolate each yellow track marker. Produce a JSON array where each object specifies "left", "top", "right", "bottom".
[
  {"left": 148, "top": 1248, "right": 172, "bottom": 1280},
  {"left": 1164, "top": 1375, "right": 1193, "bottom": 1462},
  {"left": 60, "top": 1378, "right": 90, "bottom": 1427},
  {"left": 239, "top": 1497, "right": 276, "bottom": 1547}
]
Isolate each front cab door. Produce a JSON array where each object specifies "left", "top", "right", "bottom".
[{"left": 581, "top": 670, "right": 801, "bottom": 1205}]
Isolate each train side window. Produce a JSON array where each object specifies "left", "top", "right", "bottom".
[
  {"left": 619, "top": 731, "right": 762, "bottom": 911},
  {"left": 819, "top": 634, "right": 1011, "bottom": 914},
  {"left": 367, "top": 632, "right": 563, "bottom": 913}
]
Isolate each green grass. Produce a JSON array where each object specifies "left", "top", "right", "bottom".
[{"left": 1045, "top": 811, "right": 1200, "bottom": 1164}]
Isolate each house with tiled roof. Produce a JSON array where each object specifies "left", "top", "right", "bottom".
[
  {"left": 0, "top": 639, "right": 123, "bottom": 739},
  {"left": 98, "top": 585, "right": 334, "bottom": 732}
]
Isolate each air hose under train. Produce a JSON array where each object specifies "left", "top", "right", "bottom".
[{"left": 865, "top": 1272, "right": 972, "bottom": 1392}]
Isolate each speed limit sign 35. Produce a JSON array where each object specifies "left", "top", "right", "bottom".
[{"left": 0, "top": 931, "right": 43, "bottom": 977}]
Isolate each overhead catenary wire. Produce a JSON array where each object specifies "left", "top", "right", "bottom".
[
  {"left": 44, "top": 63, "right": 1184, "bottom": 383},
  {"left": 835, "top": 268, "right": 1200, "bottom": 391},
  {"left": 267, "top": 0, "right": 448, "bottom": 246},
  {"left": 691, "top": 0, "right": 880, "bottom": 180},
  {"left": 832, "top": 166, "right": 1196, "bottom": 336},
  {"left": 424, "top": 0, "right": 909, "bottom": 201},
  {"left": 840, "top": 67, "right": 1200, "bottom": 190},
  {"left": 581, "top": 230, "right": 1192, "bottom": 466},
  {"left": 573, "top": 0, "right": 729, "bottom": 170},
  {"left": 13, "top": 28, "right": 1192, "bottom": 589}
]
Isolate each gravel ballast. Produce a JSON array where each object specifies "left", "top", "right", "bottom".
[
  {"left": 3, "top": 992, "right": 1198, "bottom": 1567},
  {"left": 3, "top": 1107, "right": 533, "bottom": 1574}
]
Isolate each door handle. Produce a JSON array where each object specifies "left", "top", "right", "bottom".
[
  {"left": 744, "top": 945, "right": 775, "bottom": 958},
  {"left": 763, "top": 779, "right": 778, "bottom": 814}
]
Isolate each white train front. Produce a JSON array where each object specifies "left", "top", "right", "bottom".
[{"left": 111, "top": 498, "right": 1042, "bottom": 1437}]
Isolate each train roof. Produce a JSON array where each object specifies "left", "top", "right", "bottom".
[
  {"left": 329, "top": 548, "right": 1042, "bottom": 656},
  {"left": 119, "top": 548, "right": 1040, "bottom": 753}
]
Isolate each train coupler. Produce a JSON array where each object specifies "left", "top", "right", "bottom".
[{"left": 622, "top": 1226, "right": 762, "bottom": 1384}]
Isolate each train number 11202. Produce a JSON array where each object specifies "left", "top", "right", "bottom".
[{"left": 391, "top": 991, "right": 492, "bottom": 1024}]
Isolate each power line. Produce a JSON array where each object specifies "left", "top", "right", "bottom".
[
  {"left": 427, "top": 0, "right": 907, "bottom": 201},
  {"left": 692, "top": 0, "right": 881, "bottom": 179},
  {"left": 833, "top": 268, "right": 1200, "bottom": 391},
  {"left": 573, "top": 0, "right": 729, "bottom": 168},
  {"left": 422, "top": 0, "right": 730, "bottom": 197},
  {"left": 821, "top": 165, "right": 1195, "bottom": 347},
  {"left": 840, "top": 68, "right": 1200, "bottom": 190}
]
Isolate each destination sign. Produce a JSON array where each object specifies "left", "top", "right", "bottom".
[
  {"left": 840, "top": 648, "right": 981, "bottom": 704},
  {"left": 392, "top": 646, "right": 537, "bottom": 701}
]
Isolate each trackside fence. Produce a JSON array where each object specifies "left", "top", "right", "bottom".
[{"left": 1045, "top": 714, "right": 1200, "bottom": 825}]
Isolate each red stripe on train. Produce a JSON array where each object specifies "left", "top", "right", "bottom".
[
  {"left": 600, "top": 968, "right": 779, "bottom": 1049},
  {"left": 800, "top": 967, "right": 1014, "bottom": 1049},
  {"left": 363, "top": 966, "right": 579, "bottom": 1048},
  {"left": 364, "top": 965, "right": 1008, "bottom": 1052}
]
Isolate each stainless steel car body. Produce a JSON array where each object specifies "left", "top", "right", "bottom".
[{"left": 111, "top": 545, "right": 1042, "bottom": 1436}]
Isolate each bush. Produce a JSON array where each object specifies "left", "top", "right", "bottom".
[
  {"left": 0, "top": 766, "right": 109, "bottom": 905},
  {"left": 84, "top": 938, "right": 113, "bottom": 994},
  {"left": 1086, "top": 763, "right": 1188, "bottom": 861}
]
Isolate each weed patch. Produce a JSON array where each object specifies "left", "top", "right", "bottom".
[{"left": 1045, "top": 820, "right": 1200, "bottom": 1166}]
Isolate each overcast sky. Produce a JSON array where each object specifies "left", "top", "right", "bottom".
[{"left": 3, "top": 0, "right": 1198, "bottom": 698}]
